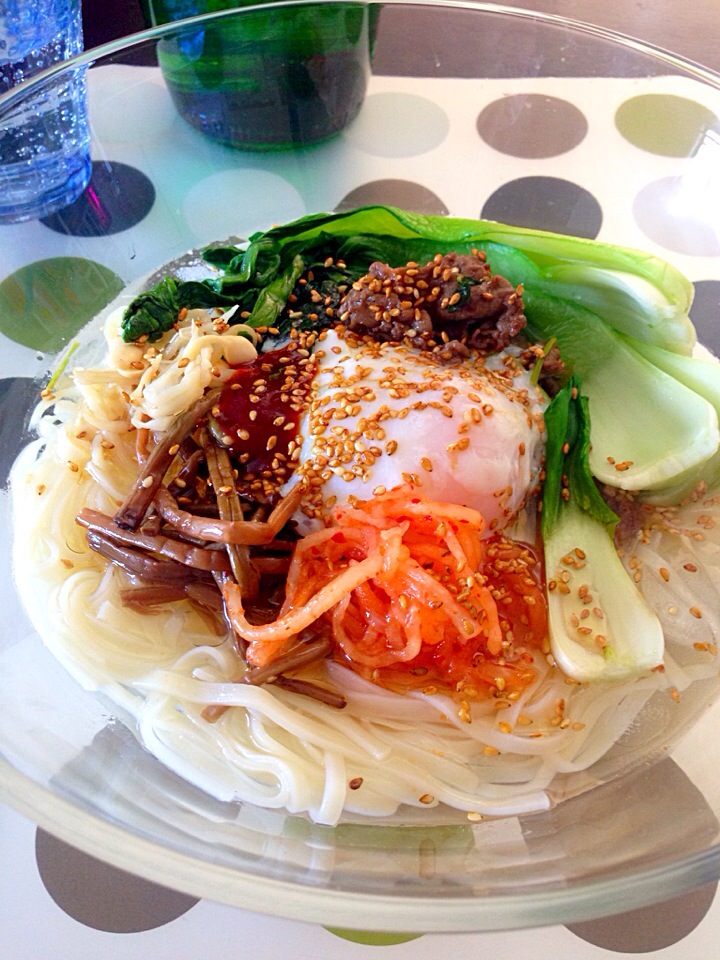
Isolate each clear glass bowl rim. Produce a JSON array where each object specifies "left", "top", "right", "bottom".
[
  {"left": 2, "top": 0, "right": 720, "bottom": 932},
  {"left": 3, "top": 0, "right": 720, "bottom": 112}
]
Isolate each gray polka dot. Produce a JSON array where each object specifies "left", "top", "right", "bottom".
[
  {"left": 481, "top": 176, "right": 602, "bottom": 238},
  {"left": 342, "top": 92, "right": 449, "bottom": 157},
  {"left": 477, "top": 94, "right": 588, "bottom": 158},
  {"left": 41, "top": 162, "right": 155, "bottom": 237},
  {"left": 0, "top": 378, "right": 41, "bottom": 487},
  {"left": 521, "top": 756, "right": 719, "bottom": 941},
  {"left": 690, "top": 280, "right": 720, "bottom": 355},
  {"left": 566, "top": 883, "right": 717, "bottom": 952},
  {"left": 336, "top": 180, "right": 448, "bottom": 215},
  {"left": 634, "top": 177, "right": 720, "bottom": 257},
  {"left": 35, "top": 828, "right": 199, "bottom": 932}
]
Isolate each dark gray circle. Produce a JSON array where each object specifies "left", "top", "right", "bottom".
[
  {"left": 481, "top": 176, "right": 602, "bottom": 238},
  {"left": 336, "top": 179, "right": 448, "bottom": 215},
  {"left": 41, "top": 161, "right": 156, "bottom": 237},
  {"left": 690, "top": 280, "right": 720, "bottom": 355},
  {"left": 35, "top": 828, "right": 199, "bottom": 932},
  {"left": 566, "top": 882, "right": 717, "bottom": 952}
]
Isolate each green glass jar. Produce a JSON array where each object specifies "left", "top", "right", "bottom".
[{"left": 145, "top": 0, "right": 373, "bottom": 151}]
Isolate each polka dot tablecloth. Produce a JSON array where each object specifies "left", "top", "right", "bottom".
[
  {"left": 1, "top": 53, "right": 720, "bottom": 957},
  {"left": 1, "top": 68, "right": 719, "bottom": 362},
  {"left": 2, "top": 799, "right": 720, "bottom": 957}
]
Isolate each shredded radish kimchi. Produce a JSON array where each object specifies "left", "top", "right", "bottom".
[{"left": 223, "top": 486, "right": 547, "bottom": 701}]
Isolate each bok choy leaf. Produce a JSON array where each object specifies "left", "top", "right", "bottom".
[
  {"left": 523, "top": 291, "right": 719, "bottom": 492},
  {"left": 542, "top": 381, "right": 664, "bottom": 682},
  {"left": 120, "top": 203, "right": 718, "bottom": 498}
]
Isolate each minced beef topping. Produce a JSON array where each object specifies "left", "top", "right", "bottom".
[{"left": 337, "top": 251, "right": 527, "bottom": 359}]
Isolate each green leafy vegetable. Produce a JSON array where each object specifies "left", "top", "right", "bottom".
[
  {"left": 120, "top": 276, "right": 245, "bottom": 342},
  {"left": 623, "top": 336, "right": 720, "bottom": 499},
  {"left": 524, "top": 290, "right": 719, "bottom": 493},
  {"left": 533, "top": 264, "right": 696, "bottom": 354},
  {"left": 245, "top": 204, "right": 694, "bottom": 349},
  {"left": 121, "top": 277, "right": 181, "bottom": 343},
  {"left": 542, "top": 380, "right": 619, "bottom": 539},
  {"left": 542, "top": 381, "right": 664, "bottom": 682},
  {"left": 120, "top": 203, "right": 718, "bottom": 498}
]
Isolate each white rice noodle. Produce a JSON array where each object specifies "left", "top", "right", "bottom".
[{"left": 10, "top": 344, "right": 720, "bottom": 826}]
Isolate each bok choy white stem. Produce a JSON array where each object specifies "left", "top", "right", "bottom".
[{"left": 542, "top": 381, "right": 664, "bottom": 682}]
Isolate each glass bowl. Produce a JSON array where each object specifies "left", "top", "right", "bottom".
[{"left": 1, "top": 0, "right": 720, "bottom": 933}]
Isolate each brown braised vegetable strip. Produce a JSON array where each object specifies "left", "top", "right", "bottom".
[
  {"left": 86, "top": 531, "right": 214, "bottom": 583},
  {"left": 259, "top": 635, "right": 333, "bottom": 677},
  {"left": 264, "top": 482, "right": 308, "bottom": 533},
  {"left": 255, "top": 539, "right": 296, "bottom": 553},
  {"left": 251, "top": 556, "right": 292, "bottom": 575},
  {"left": 77, "top": 508, "right": 232, "bottom": 573},
  {"left": 185, "top": 580, "right": 226, "bottom": 614},
  {"left": 119, "top": 582, "right": 228, "bottom": 612},
  {"left": 139, "top": 513, "right": 163, "bottom": 537},
  {"left": 119, "top": 584, "right": 189, "bottom": 606},
  {"left": 167, "top": 446, "right": 204, "bottom": 499},
  {"left": 272, "top": 676, "right": 347, "bottom": 709},
  {"left": 244, "top": 634, "right": 332, "bottom": 684},
  {"left": 119, "top": 583, "right": 227, "bottom": 635},
  {"left": 201, "top": 430, "right": 258, "bottom": 599},
  {"left": 114, "top": 388, "right": 222, "bottom": 530},
  {"left": 184, "top": 581, "right": 230, "bottom": 635},
  {"left": 201, "top": 635, "right": 339, "bottom": 721},
  {"left": 154, "top": 479, "right": 307, "bottom": 545}
]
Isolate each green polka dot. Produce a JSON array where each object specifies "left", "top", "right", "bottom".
[
  {"left": 615, "top": 94, "right": 720, "bottom": 157},
  {"left": 0, "top": 257, "right": 125, "bottom": 353},
  {"left": 325, "top": 928, "right": 422, "bottom": 945}
]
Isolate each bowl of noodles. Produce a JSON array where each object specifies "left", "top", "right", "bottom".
[{"left": 1, "top": 0, "right": 720, "bottom": 933}]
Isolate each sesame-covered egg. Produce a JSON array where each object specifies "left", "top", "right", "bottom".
[{"left": 284, "top": 330, "right": 547, "bottom": 534}]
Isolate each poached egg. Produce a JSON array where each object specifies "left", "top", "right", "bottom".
[{"left": 284, "top": 330, "right": 547, "bottom": 534}]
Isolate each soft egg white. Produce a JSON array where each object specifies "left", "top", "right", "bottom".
[{"left": 284, "top": 331, "right": 547, "bottom": 534}]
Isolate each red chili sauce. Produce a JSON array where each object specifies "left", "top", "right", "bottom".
[{"left": 214, "top": 342, "right": 316, "bottom": 499}]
